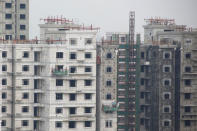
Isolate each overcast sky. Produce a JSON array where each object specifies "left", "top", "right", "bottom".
[{"left": 30, "top": 0, "right": 197, "bottom": 39}]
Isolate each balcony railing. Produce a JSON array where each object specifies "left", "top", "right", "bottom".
[
  {"left": 52, "top": 69, "right": 68, "bottom": 76},
  {"left": 102, "top": 102, "right": 119, "bottom": 113}
]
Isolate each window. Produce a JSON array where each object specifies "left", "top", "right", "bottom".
[
  {"left": 141, "top": 52, "right": 144, "bottom": 59},
  {"left": 2, "top": 92, "right": 7, "bottom": 99},
  {"left": 70, "top": 66, "right": 76, "bottom": 73},
  {"left": 5, "top": 3, "right": 12, "bottom": 8},
  {"left": 5, "top": 24, "right": 12, "bottom": 30},
  {"left": 20, "top": 4, "right": 26, "bottom": 9},
  {"left": 184, "top": 106, "right": 191, "bottom": 113},
  {"left": 106, "top": 80, "right": 112, "bottom": 86},
  {"left": 5, "top": 35, "right": 12, "bottom": 40},
  {"left": 56, "top": 52, "right": 63, "bottom": 58},
  {"left": 185, "top": 66, "right": 191, "bottom": 72},
  {"left": 85, "top": 93, "right": 91, "bottom": 100},
  {"left": 70, "top": 53, "right": 76, "bottom": 59},
  {"left": 106, "top": 53, "right": 112, "bottom": 59},
  {"left": 140, "top": 105, "right": 144, "bottom": 112},
  {"left": 185, "top": 53, "right": 191, "bottom": 59},
  {"left": 22, "top": 65, "right": 29, "bottom": 71},
  {"left": 163, "top": 52, "right": 171, "bottom": 59},
  {"left": 5, "top": 14, "right": 12, "bottom": 19},
  {"left": 20, "top": 14, "right": 26, "bottom": 19},
  {"left": 163, "top": 106, "right": 170, "bottom": 113},
  {"left": 85, "top": 53, "right": 92, "bottom": 59},
  {"left": 105, "top": 120, "right": 112, "bottom": 128},
  {"left": 22, "top": 106, "right": 29, "bottom": 113},
  {"left": 22, "top": 120, "right": 28, "bottom": 126},
  {"left": 69, "top": 107, "right": 76, "bottom": 115},
  {"left": 2, "top": 65, "right": 7, "bottom": 71},
  {"left": 69, "top": 121, "right": 76, "bottom": 128},
  {"left": 84, "top": 107, "right": 91, "bottom": 113},
  {"left": 56, "top": 79, "right": 63, "bottom": 86},
  {"left": 56, "top": 108, "right": 63, "bottom": 114},
  {"left": 106, "top": 67, "right": 112, "bottom": 73},
  {"left": 106, "top": 93, "right": 112, "bottom": 100},
  {"left": 164, "top": 79, "right": 170, "bottom": 86},
  {"left": 164, "top": 93, "right": 170, "bottom": 99},
  {"left": 185, "top": 120, "right": 191, "bottom": 127},
  {"left": 141, "top": 66, "right": 144, "bottom": 72},
  {"left": 2, "top": 79, "right": 7, "bottom": 85},
  {"left": 140, "top": 92, "right": 144, "bottom": 99},
  {"left": 70, "top": 80, "right": 76, "bottom": 87},
  {"left": 184, "top": 93, "right": 191, "bottom": 99},
  {"left": 85, "top": 80, "right": 92, "bottom": 86},
  {"left": 84, "top": 121, "right": 91, "bottom": 127},
  {"left": 121, "top": 37, "right": 126, "bottom": 42},
  {"left": 140, "top": 118, "right": 144, "bottom": 125},
  {"left": 2, "top": 51, "right": 7, "bottom": 58},
  {"left": 184, "top": 79, "right": 191, "bottom": 86},
  {"left": 23, "top": 79, "right": 29, "bottom": 85},
  {"left": 70, "top": 38, "right": 77, "bottom": 45},
  {"left": 55, "top": 121, "right": 62, "bottom": 128},
  {"left": 85, "top": 38, "right": 92, "bottom": 44},
  {"left": 20, "top": 25, "right": 26, "bottom": 30},
  {"left": 56, "top": 93, "right": 63, "bottom": 100},
  {"left": 1, "top": 120, "right": 6, "bottom": 126},
  {"left": 22, "top": 93, "right": 29, "bottom": 99},
  {"left": 69, "top": 94, "right": 76, "bottom": 101},
  {"left": 164, "top": 121, "right": 170, "bottom": 127},
  {"left": 2, "top": 106, "right": 6, "bottom": 113},
  {"left": 20, "top": 35, "right": 26, "bottom": 40},
  {"left": 163, "top": 66, "right": 171, "bottom": 72},
  {"left": 23, "top": 51, "right": 29, "bottom": 58},
  {"left": 85, "top": 67, "right": 91, "bottom": 72},
  {"left": 140, "top": 79, "right": 144, "bottom": 85}
]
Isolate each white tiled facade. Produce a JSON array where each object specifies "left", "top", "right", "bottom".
[
  {"left": 0, "top": 0, "right": 29, "bottom": 40},
  {"left": 0, "top": 27, "right": 97, "bottom": 130}
]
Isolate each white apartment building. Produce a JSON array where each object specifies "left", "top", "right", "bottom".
[
  {"left": 0, "top": 20, "right": 98, "bottom": 131},
  {"left": 0, "top": 0, "right": 29, "bottom": 40}
]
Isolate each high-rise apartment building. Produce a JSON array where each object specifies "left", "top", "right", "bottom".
[
  {"left": 0, "top": 0, "right": 29, "bottom": 40},
  {"left": 0, "top": 19, "right": 98, "bottom": 131}
]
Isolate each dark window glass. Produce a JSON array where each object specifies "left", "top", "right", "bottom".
[
  {"left": 22, "top": 120, "right": 28, "bottom": 126},
  {"left": 2, "top": 51, "right": 7, "bottom": 58},
  {"left": 85, "top": 53, "right": 92, "bottom": 59},
  {"left": 20, "top": 4, "right": 26, "bottom": 9},
  {"left": 185, "top": 67, "right": 191, "bottom": 72},
  {"left": 5, "top": 24, "right": 12, "bottom": 30},
  {"left": 84, "top": 121, "right": 91, "bottom": 127},
  {"left": 56, "top": 121, "right": 62, "bottom": 128},
  {"left": 56, "top": 108, "right": 62, "bottom": 114},
  {"left": 56, "top": 52, "right": 63, "bottom": 58},
  {"left": 5, "top": 35, "right": 12, "bottom": 40},
  {"left": 84, "top": 107, "right": 91, "bottom": 113},
  {"left": 23, "top": 52, "right": 29, "bottom": 58},
  {"left": 164, "top": 107, "right": 170, "bottom": 113},
  {"left": 70, "top": 53, "right": 76, "bottom": 59},
  {"left": 185, "top": 53, "right": 191, "bottom": 59},
  {"left": 164, "top": 94, "right": 170, "bottom": 99},
  {"left": 140, "top": 79, "right": 144, "bottom": 85},
  {"left": 140, "top": 92, "right": 144, "bottom": 99},
  {"left": 184, "top": 93, "right": 191, "bottom": 99},
  {"left": 185, "top": 120, "right": 191, "bottom": 127},
  {"left": 164, "top": 66, "right": 170, "bottom": 72},
  {"left": 106, "top": 67, "right": 112, "bottom": 72},
  {"left": 164, "top": 121, "right": 169, "bottom": 127},
  {"left": 22, "top": 106, "right": 29, "bottom": 112},
  {"left": 69, "top": 94, "right": 76, "bottom": 101},
  {"left": 20, "top": 35, "right": 26, "bottom": 40},
  {"left": 2, "top": 65, "right": 7, "bottom": 71},
  {"left": 23, "top": 93, "right": 29, "bottom": 99},
  {"left": 184, "top": 106, "right": 191, "bottom": 113},
  {"left": 69, "top": 121, "right": 76, "bottom": 128},
  {"left": 164, "top": 53, "right": 170, "bottom": 59},
  {"left": 20, "top": 14, "right": 26, "bottom": 19},
  {"left": 22, "top": 65, "right": 29, "bottom": 71},
  {"left": 70, "top": 67, "right": 76, "bottom": 73},
  {"left": 141, "top": 52, "right": 144, "bottom": 59},
  {"left": 85, "top": 67, "right": 91, "bottom": 72},
  {"left": 106, "top": 94, "right": 111, "bottom": 100},
  {"left": 141, "top": 66, "right": 144, "bottom": 72},
  {"left": 2, "top": 106, "right": 6, "bottom": 113},
  {"left": 140, "top": 118, "right": 144, "bottom": 125},
  {"left": 1, "top": 120, "right": 6, "bottom": 126},
  {"left": 185, "top": 79, "right": 191, "bottom": 86},
  {"left": 106, "top": 80, "right": 112, "bottom": 86},
  {"left": 56, "top": 79, "right": 63, "bottom": 86},
  {"left": 23, "top": 79, "right": 29, "bottom": 85},
  {"left": 5, "top": 3, "right": 12, "bottom": 8},
  {"left": 20, "top": 25, "right": 26, "bottom": 30},
  {"left": 85, "top": 80, "right": 92, "bottom": 86},
  {"left": 2, "top": 79, "right": 7, "bottom": 85},
  {"left": 106, "top": 53, "right": 112, "bottom": 59},
  {"left": 69, "top": 107, "right": 76, "bottom": 114},
  {"left": 70, "top": 80, "right": 76, "bottom": 87},
  {"left": 121, "top": 37, "right": 125, "bottom": 42},
  {"left": 164, "top": 80, "right": 170, "bottom": 86},
  {"left": 85, "top": 94, "right": 91, "bottom": 100},
  {"left": 2, "top": 92, "right": 7, "bottom": 99},
  {"left": 5, "top": 14, "right": 12, "bottom": 19},
  {"left": 56, "top": 93, "right": 63, "bottom": 100}
]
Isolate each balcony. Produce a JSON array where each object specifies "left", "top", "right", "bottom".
[
  {"left": 102, "top": 102, "right": 119, "bottom": 113},
  {"left": 52, "top": 69, "right": 68, "bottom": 76}
]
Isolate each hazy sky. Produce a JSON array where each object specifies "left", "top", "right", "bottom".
[{"left": 30, "top": 0, "right": 197, "bottom": 39}]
